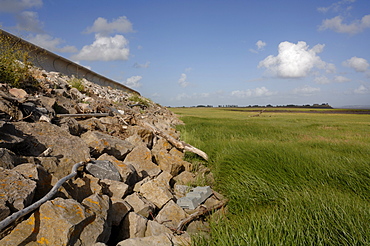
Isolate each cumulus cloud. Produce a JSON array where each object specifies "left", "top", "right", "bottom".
[
  {"left": 317, "top": 0, "right": 356, "bottom": 13},
  {"left": 85, "top": 16, "right": 133, "bottom": 35},
  {"left": 15, "top": 11, "right": 43, "bottom": 32},
  {"left": 231, "top": 87, "right": 275, "bottom": 98},
  {"left": 318, "top": 15, "right": 370, "bottom": 34},
  {"left": 28, "top": 34, "right": 78, "bottom": 53},
  {"left": 334, "top": 75, "right": 351, "bottom": 83},
  {"left": 343, "top": 56, "right": 369, "bottom": 72},
  {"left": 314, "top": 76, "right": 331, "bottom": 84},
  {"left": 124, "top": 75, "right": 142, "bottom": 88},
  {"left": 250, "top": 40, "right": 266, "bottom": 53},
  {"left": 178, "top": 73, "right": 189, "bottom": 88},
  {"left": 292, "top": 85, "right": 320, "bottom": 95},
  {"left": 133, "top": 61, "right": 150, "bottom": 68},
  {"left": 0, "top": 0, "right": 42, "bottom": 13},
  {"left": 258, "top": 41, "right": 334, "bottom": 78},
  {"left": 71, "top": 34, "right": 129, "bottom": 61},
  {"left": 354, "top": 85, "right": 370, "bottom": 94}
]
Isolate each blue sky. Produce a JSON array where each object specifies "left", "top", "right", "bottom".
[{"left": 1, "top": 0, "right": 369, "bottom": 107}]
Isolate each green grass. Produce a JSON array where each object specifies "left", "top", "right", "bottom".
[{"left": 171, "top": 107, "right": 370, "bottom": 245}]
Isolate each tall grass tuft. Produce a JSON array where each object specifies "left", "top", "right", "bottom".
[{"left": 172, "top": 108, "right": 370, "bottom": 245}]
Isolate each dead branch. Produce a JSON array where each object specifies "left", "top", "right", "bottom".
[
  {"left": 141, "top": 121, "right": 208, "bottom": 161},
  {"left": 0, "top": 161, "right": 86, "bottom": 232},
  {"left": 176, "top": 198, "right": 228, "bottom": 232}
]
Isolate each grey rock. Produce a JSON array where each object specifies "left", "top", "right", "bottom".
[
  {"left": 97, "top": 153, "right": 137, "bottom": 185},
  {"left": 0, "top": 122, "right": 25, "bottom": 149},
  {"left": 86, "top": 160, "right": 122, "bottom": 181}
]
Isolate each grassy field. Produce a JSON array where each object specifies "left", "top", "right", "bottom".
[{"left": 170, "top": 107, "right": 370, "bottom": 246}]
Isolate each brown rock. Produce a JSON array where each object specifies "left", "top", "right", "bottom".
[
  {"left": 139, "top": 179, "right": 173, "bottom": 209},
  {"left": 117, "top": 233, "right": 173, "bottom": 246},
  {"left": 9, "top": 88, "right": 27, "bottom": 99},
  {"left": 81, "top": 131, "right": 133, "bottom": 159},
  {"left": 124, "top": 145, "right": 161, "bottom": 178},
  {"left": 0, "top": 198, "right": 94, "bottom": 246},
  {"left": 152, "top": 149, "right": 184, "bottom": 176},
  {"left": 12, "top": 163, "right": 52, "bottom": 201},
  {"left": 110, "top": 197, "right": 131, "bottom": 226},
  {"left": 155, "top": 200, "right": 188, "bottom": 229},
  {"left": 0, "top": 148, "right": 17, "bottom": 169},
  {"left": 97, "top": 153, "right": 137, "bottom": 185},
  {"left": 124, "top": 193, "right": 155, "bottom": 218},
  {"left": 13, "top": 122, "right": 90, "bottom": 178},
  {"left": 99, "top": 178, "right": 129, "bottom": 198},
  {"left": 173, "top": 171, "right": 196, "bottom": 185},
  {"left": 62, "top": 174, "right": 102, "bottom": 202},
  {"left": 0, "top": 167, "right": 36, "bottom": 212},
  {"left": 145, "top": 220, "right": 172, "bottom": 237},
  {"left": 80, "top": 194, "right": 112, "bottom": 244},
  {"left": 119, "top": 212, "right": 148, "bottom": 240}
]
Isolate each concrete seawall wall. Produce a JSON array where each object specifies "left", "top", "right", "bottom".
[{"left": 0, "top": 29, "right": 140, "bottom": 95}]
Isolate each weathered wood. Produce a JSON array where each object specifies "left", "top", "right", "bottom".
[
  {"left": 0, "top": 161, "right": 86, "bottom": 232},
  {"left": 56, "top": 113, "right": 110, "bottom": 118},
  {"left": 176, "top": 198, "right": 227, "bottom": 232},
  {"left": 141, "top": 121, "right": 208, "bottom": 161}
]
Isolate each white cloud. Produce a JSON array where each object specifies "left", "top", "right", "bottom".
[
  {"left": 28, "top": 34, "right": 78, "bottom": 53},
  {"left": 0, "top": 0, "right": 42, "bottom": 13},
  {"left": 124, "top": 75, "right": 142, "bottom": 88},
  {"left": 178, "top": 73, "right": 189, "bottom": 88},
  {"left": 317, "top": 0, "right": 356, "bottom": 13},
  {"left": 250, "top": 40, "right": 266, "bottom": 53},
  {"left": 314, "top": 76, "right": 331, "bottom": 84},
  {"left": 15, "top": 11, "right": 43, "bottom": 32},
  {"left": 258, "top": 41, "right": 334, "bottom": 78},
  {"left": 133, "top": 61, "right": 150, "bottom": 68},
  {"left": 231, "top": 87, "right": 275, "bottom": 98},
  {"left": 334, "top": 75, "right": 351, "bottom": 83},
  {"left": 343, "top": 56, "right": 369, "bottom": 72},
  {"left": 292, "top": 85, "right": 320, "bottom": 95},
  {"left": 85, "top": 16, "right": 133, "bottom": 35},
  {"left": 354, "top": 85, "right": 370, "bottom": 94},
  {"left": 256, "top": 40, "right": 266, "bottom": 50},
  {"left": 318, "top": 15, "right": 370, "bottom": 34},
  {"left": 71, "top": 34, "right": 129, "bottom": 61}
]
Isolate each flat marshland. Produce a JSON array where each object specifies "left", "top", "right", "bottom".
[{"left": 170, "top": 107, "right": 370, "bottom": 245}]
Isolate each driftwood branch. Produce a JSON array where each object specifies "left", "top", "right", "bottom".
[
  {"left": 56, "top": 113, "right": 110, "bottom": 118},
  {"left": 0, "top": 161, "right": 86, "bottom": 232},
  {"left": 141, "top": 121, "right": 208, "bottom": 161},
  {"left": 176, "top": 198, "right": 228, "bottom": 232}
]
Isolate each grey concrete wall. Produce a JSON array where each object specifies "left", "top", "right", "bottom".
[{"left": 0, "top": 29, "right": 140, "bottom": 95}]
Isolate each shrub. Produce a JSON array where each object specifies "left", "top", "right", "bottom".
[
  {"left": 0, "top": 32, "right": 38, "bottom": 89},
  {"left": 128, "top": 94, "right": 150, "bottom": 107},
  {"left": 69, "top": 77, "right": 85, "bottom": 92}
]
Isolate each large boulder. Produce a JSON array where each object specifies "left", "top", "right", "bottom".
[
  {"left": 13, "top": 122, "right": 90, "bottom": 178},
  {"left": 117, "top": 233, "right": 173, "bottom": 246},
  {"left": 0, "top": 198, "right": 94, "bottom": 245},
  {"left": 139, "top": 179, "right": 173, "bottom": 209},
  {"left": 97, "top": 153, "right": 137, "bottom": 185},
  {"left": 81, "top": 131, "right": 133, "bottom": 159},
  {"left": 124, "top": 145, "right": 161, "bottom": 178},
  {"left": 118, "top": 212, "right": 148, "bottom": 240},
  {"left": 155, "top": 200, "right": 188, "bottom": 229},
  {"left": 0, "top": 167, "right": 37, "bottom": 212},
  {"left": 86, "top": 160, "right": 122, "bottom": 181},
  {"left": 124, "top": 193, "right": 155, "bottom": 218},
  {"left": 80, "top": 194, "right": 112, "bottom": 245},
  {"left": 0, "top": 148, "right": 17, "bottom": 169}
]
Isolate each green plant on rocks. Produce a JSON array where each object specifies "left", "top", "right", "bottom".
[
  {"left": 128, "top": 94, "right": 151, "bottom": 107},
  {"left": 69, "top": 77, "right": 85, "bottom": 92},
  {"left": 0, "top": 32, "right": 38, "bottom": 89}
]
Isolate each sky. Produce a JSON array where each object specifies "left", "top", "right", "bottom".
[{"left": 0, "top": 0, "right": 369, "bottom": 108}]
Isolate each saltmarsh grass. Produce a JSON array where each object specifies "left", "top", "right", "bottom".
[{"left": 171, "top": 107, "right": 370, "bottom": 245}]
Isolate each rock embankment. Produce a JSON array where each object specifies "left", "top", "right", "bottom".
[{"left": 0, "top": 67, "right": 224, "bottom": 245}]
